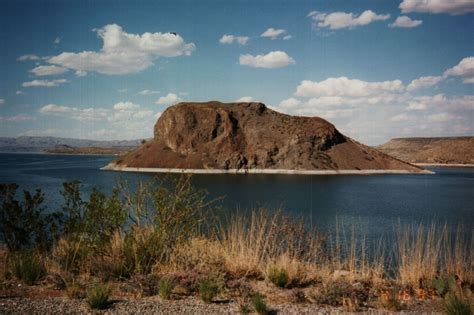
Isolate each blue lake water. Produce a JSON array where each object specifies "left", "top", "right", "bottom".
[{"left": 0, "top": 153, "right": 472, "bottom": 242}]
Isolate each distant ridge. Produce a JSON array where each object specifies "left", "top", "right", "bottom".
[
  {"left": 378, "top": 137, "right": 474, "bottom": 165},
  {"left": 0, "top": 136, "right": 142, "bottom": 153}
]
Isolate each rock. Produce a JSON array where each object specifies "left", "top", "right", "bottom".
[{"left": 110, "top": 101, "right": 424, "bottom": 172}]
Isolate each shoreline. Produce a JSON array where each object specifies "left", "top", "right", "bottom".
[
  {"left": 101, "top": 164, "right": 435, "bottom": 175},
  {"left": 414, "top": 163, "right": 474, "bottom": 167}
]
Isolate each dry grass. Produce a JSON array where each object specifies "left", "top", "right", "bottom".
[{"left": 396, "top": 223, "right": 472, "bottom": 287}]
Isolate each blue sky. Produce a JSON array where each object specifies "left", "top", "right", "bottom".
[{"left": 0, "top": 0, "right": 473, "bottom": 145}]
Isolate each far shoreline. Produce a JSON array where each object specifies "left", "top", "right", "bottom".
[{"left": 101, "top": 165, "right": 435, "bottom": 175}]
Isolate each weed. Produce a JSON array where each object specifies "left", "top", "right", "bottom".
[
  {"left": 442, "top": 291, "right": 472, "bottom": 315},
  {"left": 198, "top": 278, "right": 219, "bottom": 303},
  {"left": 158, "top": 278, "right": 173, "bottom": 299},
  {"left": 86, "top": 282, "right": 111, "bottom": 310},
  {"left": 10, "top": 251, "right": 46, "bottom": 285},
  {"left": 252, "top": 293, "right": 268, "bottom": 315},
  {"left": 267, "top": 265, "right": 289, "bottom": 288}
]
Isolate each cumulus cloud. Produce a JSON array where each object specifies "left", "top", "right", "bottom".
[
  {"left": 113, "top": 101, "right": 140, "bottom": 110},
  {"left": 47, "top": 24, "right": 195, "bottom": 75},
  {"left": 22, "top": 79, "right": 68, "bottom": 88},
  {"left": 219, "top": 34, "right": 249, "bottom": 45},
  {"left": 443, "top": 56, "right": 474, "bottom": 83},
  {"left": 17, "top": 54, "right": 40, "bottom": 61},
  {"left": 428, "top": 113, "right": 460, "bottom": 122},
  {"left": 260, "top": 28, "right": 287, "bottom": 39},
  {"left": 54, "top": 37, "right": 61, "bottom": 44},
  {"left": 15, "top": 91, "right": 24, "bottom": 95},
  {"left": 389, "top": 16, "right": 423, "bottom": 28},
  {"left": 283, "top": 35, "right": 292, "bottom": 40},
  {"left": 407, "top": 75, "right": 443, "bottom": 91},
  {"left": 156, "top": 93, "right": 181, "bottom": 105},
  {"left": 308, "top": 10, "right": 390, "bottom": 30},
  {"left": 39, "top": 104, "right": 108, "bottom": 122},
  {"left": 239, "top": 51, "right": 295, "bottom": 69},
  {"left": 400, "top": 0, "right": 474, "bottom": 15},
  {"left": 30, "top": 65, "right": 69, "bottom": 76},
  {"left": 236, "top": 96, "right": 255, "bottom": 102},
  {"left": 0, "top": 99, "right": 4, "bottom": 105},
  {"left": 295, "top": 77, "right": 404, "bottom": 98},
  {"left": 139, "top": 89, "right": 160, "bottom": 95},
  {"left": 278, "top": 98, "right": 301, "bottom": 109}
]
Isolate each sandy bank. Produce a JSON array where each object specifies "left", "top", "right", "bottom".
[{"left": 101, "top": 164, "right": 434, "bottom": 175}]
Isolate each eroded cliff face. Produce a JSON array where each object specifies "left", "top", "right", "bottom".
[{"left": 112, "top": 101, "right": 423, "bottom": 172}]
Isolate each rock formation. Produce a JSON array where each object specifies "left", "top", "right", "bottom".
[{"left": 108, "top": 101, "right": 424, "bottom": 172}]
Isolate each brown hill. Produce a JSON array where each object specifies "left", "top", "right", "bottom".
[
  {"left": 107, "top": 101, "right": 424, "bottom": 173},
  {"left": 378, "top": 137, "right": 474, "bottom": 165},
  {"left": 44, "top": 144, "right": 134, "bottom": 155}
]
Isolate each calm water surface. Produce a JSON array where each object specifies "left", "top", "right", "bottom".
[{"left": 0, "top": 153, "right": 472, "bottom": 241}]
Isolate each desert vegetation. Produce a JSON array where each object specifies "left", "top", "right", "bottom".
[{"left": 0, "top": 176, "right": 472, "bottom": 313}]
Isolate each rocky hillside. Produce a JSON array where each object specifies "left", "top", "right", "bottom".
[
  {"left": 378, "top": 137, "right": 474, "bottom": 165},
  {"left": 109, "top": 101, "right": 423, "bottom": 172},
  {"left": 44, "top": 144, "right": 133, "bottom": 155}
]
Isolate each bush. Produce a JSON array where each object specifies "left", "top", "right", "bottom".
[
  {"left": 252, "top": 293, "right": 268, "bottom": 315},
  {"left": 267, "top": 265, "right": 289, "bottom": 288},
  {"left": 86, "top": 282, "right": 111, "bottom": 310},
  {"left": 198, "top": 278, "right": 219, "bottom": 303},
  {"left": 443, "top": 291, "right": 471, "bottom": 315},
  {"left": 10, "top": 251, "right": 46, "bottom": 285},
  {"left": 65, "top": 280, "right": 84, "bottom": 299},
  {"left": 158, "top": 278, "right": 173, "bottom": 299}
]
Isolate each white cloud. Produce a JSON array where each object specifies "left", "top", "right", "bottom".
[
  {"left": 444, "top": 56, "right": 474, "bottom": 83},
  {"left": 389, "top": 16, "right": 423, "bottom": 28},
  {"left": 261, "top": 28, "right": 287, "bottom": 39},
  {"left": 113, "top": 101, "right": 140, "bottom": 110},
  {"left": 400, "top": 0, "right": 474, "bottom": 15},
  {"left": 283, "top": 35, "right": 292, "bottom": 40},
  {"left": 295, "top": 77, "right": 404, "bottom": 98},
  {"left": 236, "top": 96, "right": 255, "bottom": 102},
  {"left": 0, "top": 114, "right": 34, "bottom": 122},
  {"left": 391, "top": 113, "right": 414, "bottom": 122},
  {"left": 15, "top": 91, "right": 24, "bottom": 95},
  {"left": 278, "top": 97, "right": 301, "bottom": 109},
  {"left": 406, "top": 100, "right": 427, "bottom": 111},
  {"left": 428, "top": 113, "right": 460, "bottom": 122},
  {"left": 75, "top": 70, "right": 87, "bottom": 77},
  {"left": 308, "top": 10, "right": 390, "bottom": 30},
  {"left": 54, "top": 37, "right": 61, "bottom": 44},
  {"left": 39, "top": 104, "right": 109, "bottom": 122},
  {"left": 117, "top": 89, "right": 128, "bottom": 93},
  {"left": 139, "top": 89, "right": 160, "bottom": 95},
  {"left": 47, "top": 24, "right": 196, "bottom": 75},
  {"left": 30, "top": 65, "right": 68, "bottom": 76},
  {"left": 219, "top": 34, "right": 249, "bottom": 45},
  {"left": 22, "top": 79, "right": 68, "bottom": 88},
  {"left": 20, "top": 128, "right": 59, "bottom": 137},
  {"left": 407, "top": 75, "right": 443, "bottom": 91},
  {"left": 0, "top": 99, "right": 4, "bottom": 105},
  {"left": 17, "top": 54, "right": 40, "bottom": 61},
  {"left": 239, "top": 51, "right": 295, "bottom": 69},
  {"left": 156, "top": 93, "right": 181, "bottom": 105}
]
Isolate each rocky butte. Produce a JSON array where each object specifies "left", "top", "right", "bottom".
[{"left": 103, "top": 101, "right": 429, "bottom": 174}]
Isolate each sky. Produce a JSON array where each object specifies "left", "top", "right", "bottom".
[{"left": 0, "top": 0, "right": 473, "bottom": 145}]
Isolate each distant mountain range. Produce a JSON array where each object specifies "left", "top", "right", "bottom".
[{"left": 0, "top": 136, "right": 142, "bottom": 153}]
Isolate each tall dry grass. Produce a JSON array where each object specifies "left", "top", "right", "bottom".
[{"left": 395, "top": 223, "right": 473, "bottom": 287}]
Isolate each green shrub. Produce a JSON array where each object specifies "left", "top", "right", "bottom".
[
  {"left": 158, "top": 278, "right": 173, "bottom": 299},
  {"left": 86, "top": 282, "right": 111, "bottom": 310},
  {"left": 198, "top": 278, "right": 219, "bottom": 303},
  {"left": 252, "top": 293, "right": 268, "bottom": 315},
  {"left": 10, "top": 251, "right": 46, "bottom": 285},
  {"left": 443, "top": 291, "right": 471, "bottom": 315},
  {"left": 267, "top": 265, "right": 289, "bottom": 288}
]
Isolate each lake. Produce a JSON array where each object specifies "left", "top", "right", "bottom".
[{"left": 0, "top": 153, "right": 472, "bottom": 242}]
